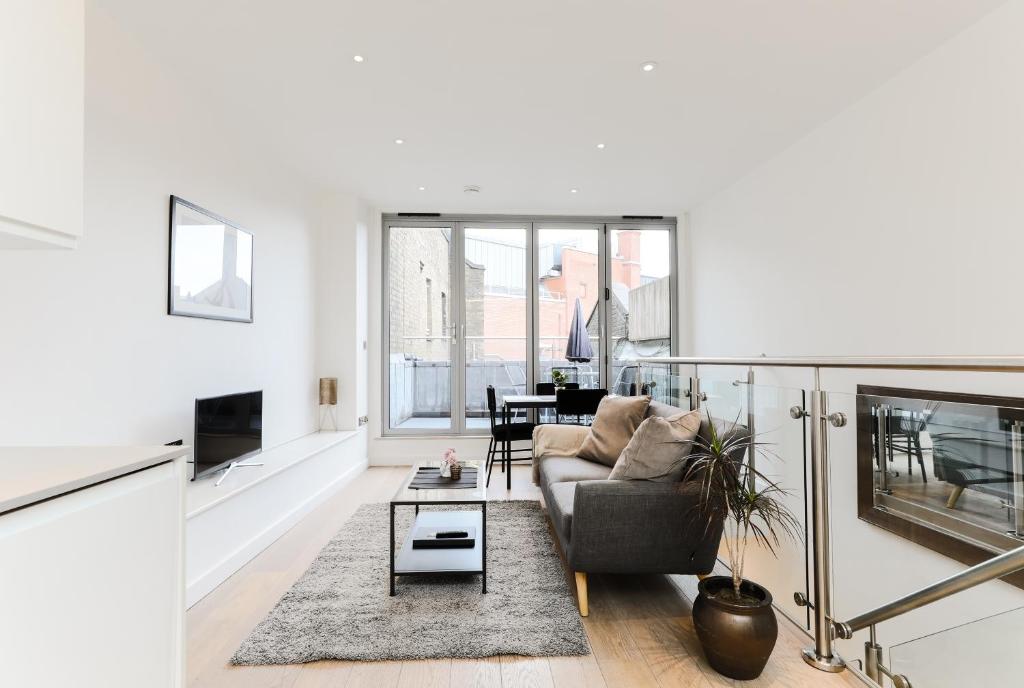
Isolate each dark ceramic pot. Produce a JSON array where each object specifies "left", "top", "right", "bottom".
[{"left": 692, "top": 576, "right": 778, "bottom": 680}]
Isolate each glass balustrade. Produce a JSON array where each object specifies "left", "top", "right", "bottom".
[
  {"left": 702, "top": 377, "right": 812, "bottom": 629},
  {"left": 888, "top": 603, "right": 1024, "bottom": 687},
  {"left": 637, "top": 362, "right": 692, "bottom": 407},
  {"left": 636, "top": 361, "right": 1024, "bottom": 687}
]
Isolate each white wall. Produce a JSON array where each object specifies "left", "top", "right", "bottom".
[
  {"left": 315, "top": 193, "right": 374, "bottom": 430},
  {"left": 689, "top": 0, "right": 1024, "bottom": 358},
  {"left": 0, "top": 5, "right": 320, "bottom": 449},
  {"left": 686, "top": 0, "right": 1024, "bottom": 669}
]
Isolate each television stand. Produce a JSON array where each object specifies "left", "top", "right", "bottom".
[{"left": 214, "top": 460, "right": 265, "bottom": 487}]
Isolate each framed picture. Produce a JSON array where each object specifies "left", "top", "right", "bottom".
[{"left": 168, "top": 196, "right": 254, "bottom": 323}]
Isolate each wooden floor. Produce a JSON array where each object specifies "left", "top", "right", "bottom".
[{"left": 187, "top": 465, "right": 865, "bottom": 688}]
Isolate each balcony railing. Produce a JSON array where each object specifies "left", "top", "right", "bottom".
[
  {"left": 635, "top": 356, "right": 1024, "bottom": 688},
  {"left": 389, "top": 335, "right": 608, "bottom": 427}
]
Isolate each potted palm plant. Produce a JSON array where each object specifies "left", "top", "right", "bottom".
[{"left": 685, "top": 413, "right": 801, "bottom": 680}]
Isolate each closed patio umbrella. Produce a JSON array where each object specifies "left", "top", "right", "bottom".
[{"left": 565, "top": 297, "right": 594, "bottom": 363}]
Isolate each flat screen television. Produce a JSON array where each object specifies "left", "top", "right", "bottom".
[{"left": 193, "top": 390, "right": 262, "bottom": 480}]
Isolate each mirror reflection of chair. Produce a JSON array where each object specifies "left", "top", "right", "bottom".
[
  {"left": 555, "top": 388, "right": 607, "bottom": 425},
  {"left": 874, "top": 404, "right": 932, "bottom": 484},
  {"left": 485, "top": 385, "right": 536, "bottom": 487},
  {"left": 891, "top": 408, "right": 928, "bottom": 481}
]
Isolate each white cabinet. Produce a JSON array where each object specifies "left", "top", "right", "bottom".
[
  {"left": 0, "top": 460, "right": 185, "bottom": 688},
  {"left": 0, "top": 0, "right": 84, "bottom": 248}
]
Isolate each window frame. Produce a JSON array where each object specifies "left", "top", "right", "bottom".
[{"left": 382, "top": 215, "right": 677, "bottom": 437}]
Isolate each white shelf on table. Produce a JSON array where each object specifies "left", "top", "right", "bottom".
[{"left": 395, "top": 510, "right": 483, "bottom": 574}]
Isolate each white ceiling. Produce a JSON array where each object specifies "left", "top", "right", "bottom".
[{"left": 100, "top": 0, "right": 1005, "bottom": 214}]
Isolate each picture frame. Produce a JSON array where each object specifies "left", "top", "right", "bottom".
[{"left": 168, "top": 195, "right": 254, "bottom": 323}]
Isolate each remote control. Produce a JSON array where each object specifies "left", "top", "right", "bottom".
[{"left": 435, "top": 531, "right": 469, "bottom": 539}]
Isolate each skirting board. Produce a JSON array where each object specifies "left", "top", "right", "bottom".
[{"left": 186, "top": 431, "right": 367, "bottom": 607}]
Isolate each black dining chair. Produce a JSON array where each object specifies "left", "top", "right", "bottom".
[
  {"left": 486, "top": 385, "right": 536, "bottom": 487},
  {"left": 555, "top": 388, "right": 608, "bottom": 425},
  {"left": 536, "top": 382, "right": 579, "bottom": 395},
  {"left": 536, "top": 382, "right": 578, "bottom": 422}
]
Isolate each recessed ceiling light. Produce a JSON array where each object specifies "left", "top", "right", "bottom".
[
  {"left": 570, "top": 188, "right": 579, "bottom": 194},
  {"left": 641, "top": 61, "right": 657, "bottom": 72},
  {"left": 353, "top": 55, "right": 365, "bottom": 63},
  {"left": 596, "top": 143, "right": 606, "bottom": 149},
  {"left": 418, "top": 186, "right": 426, "bottom": 191},
  {"left": 394, "top": 138, "right": 404, "bottom": 145},
  {"left": 464, "top": 185, "right": 481, "bottom": 194}
]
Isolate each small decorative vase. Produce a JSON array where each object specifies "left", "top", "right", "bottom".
[
  {"left": 439, "top": 462, "right": 451, "bottom": 478},
  {"left": 450, "top": 463, "right": 462, "bottom": 481}
]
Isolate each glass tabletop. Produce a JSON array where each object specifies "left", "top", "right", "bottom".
[{"left": 391, "top": 460, "right": 487, "bottom": 505}]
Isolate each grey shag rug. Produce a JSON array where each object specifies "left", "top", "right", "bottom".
[{"left": 232, "top": 500, "right": 590, "bottom": 664}]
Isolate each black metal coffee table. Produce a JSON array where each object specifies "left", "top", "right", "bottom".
[{"left": 389, "top": 460, "right": 487, "bottom": 595}]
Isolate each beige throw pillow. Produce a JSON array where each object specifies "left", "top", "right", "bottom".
[
  {"left": 609, "top": 410, "right": 701, "bottom": 482},
  {"left": 577, "top": 395, "right": 651, "bottom": 467}
]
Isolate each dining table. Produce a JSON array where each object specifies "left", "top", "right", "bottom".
[{"left": 500, "top": 394, "right": 557, "bottom": 490}]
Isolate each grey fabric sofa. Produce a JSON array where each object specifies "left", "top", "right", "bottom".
[{"left": 532, "top": 399, "right": 747, "bottom": 616}]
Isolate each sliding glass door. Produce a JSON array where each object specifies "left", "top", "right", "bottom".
[
  {"left": 385, "top": 224, "right": 456, "bottom": 432},
  {"left": 535, "top": 224, "right": 603, "bottom": 390},
  {"left": 463, "top": 224, "right": 530, "bottom": 430},
  {"left": 383, "top": 216, "right": 676, "bottom": 435},
  {"left": 606, "top": 224, "right": 675, "bottom": 395}
]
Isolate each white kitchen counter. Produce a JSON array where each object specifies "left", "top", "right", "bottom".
[
  {"left": 0, "top": 445, "right": 189, "bottom": 514},
  {"left": 1, "top": 444, "right": 189, "bottom": 688}
]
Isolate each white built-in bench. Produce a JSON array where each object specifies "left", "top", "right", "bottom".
[{"left": 185, "top": 429, "right": 367, "bottom": 606}]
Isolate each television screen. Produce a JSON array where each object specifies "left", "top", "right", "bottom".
[{"left": 193, "top": 390, "right": 262, "bottom": 480}]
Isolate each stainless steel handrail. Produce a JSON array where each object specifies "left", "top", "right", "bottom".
[
  {"left": 636, "top": 355, "right": 1024, "bottom": 372},
  {"left": 835, "top": 543, "right": 1024, "bottom": 639}
]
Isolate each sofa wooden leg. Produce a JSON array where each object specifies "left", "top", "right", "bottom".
[
  {"left": 697, "top": 573, "right": 711, "bottom": 581},
  {"left": 946, "top": 485, "right": 965, "bottom": 509},
  {"left": 574, "top": 571, "right": 589, "bottom": 617}
]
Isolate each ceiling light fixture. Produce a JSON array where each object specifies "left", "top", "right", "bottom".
[
  {"left": 418, "top": 186, "right": 426, "bottom": 191},
  {"left": 353, "top": 55, "right": 365, "bottom": 63},
  {"left": 596, "top": 143, "right": 606, "bottom": 149},
  {"left": 394, "top": 138, "right": 404, "bottom": 145},
  {"left": 641, "top": 61, "right": 657, "bottom": 72},
  {"left": 570, "top": 188, "right": 579, "bottom": 194},
  {"left": 464, "top": 185, "right": 481, "bottom": 194}
]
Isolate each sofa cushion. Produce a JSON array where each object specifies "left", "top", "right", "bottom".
[
  {"left": 698, "top": 417, "right": 750, "bottom": 466},
  {"left": 539, "top": 456, "right": 612, "bottom": 488},
  {"left": 578, "top": 395, "right": 651, "bottom": 466},
  {"left": 647, "top": 399, "right": 686, "bottom": 419},
  {"left": 609, "top": 409, "right": 701, "bottom": 482},
  {"left": 546, "top": 481, "right": 576, "bottom": 540}
]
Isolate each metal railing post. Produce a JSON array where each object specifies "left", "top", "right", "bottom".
[
  {"left": 864, "top": 626, "right": 882, "bottom": 684},
  {"left": 863, "top": 626, "right": 913, "bottom": 688},
  {"left": 689, "top": 376, "right": 702, "bottom": 412},
  {"left": 1011, "top": 420, "right": 1024, "bottom": 538},
  {"left": 803, "top": 369, "right": 846, "bottom": 672},
  {"left": 746, "top": 367, "right": 756, "bottom": 491},
  {"left": 876, "top": 404, "right": 892, "bottom": 495}
]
